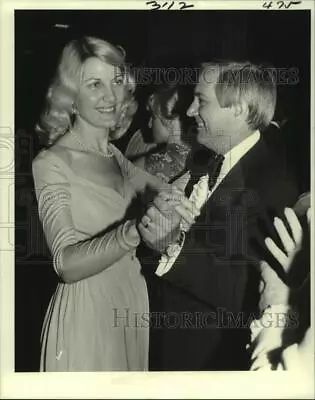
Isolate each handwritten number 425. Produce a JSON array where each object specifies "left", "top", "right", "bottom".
[
  {"left": 146, "top": 1, "right": 194, "bottom": 10},
  {"left": 263, "top": 1, "right": 302, "bottom": 9}
]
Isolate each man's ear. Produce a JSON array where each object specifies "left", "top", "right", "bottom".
[{"left": 231, "top": 101, "right": 249, "bottom": 119}]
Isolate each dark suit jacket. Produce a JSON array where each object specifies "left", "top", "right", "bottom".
[{"left": 146, "top": 136, "right": 298, "bottom": 371}]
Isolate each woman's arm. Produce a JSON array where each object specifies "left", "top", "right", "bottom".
[
  {"left": 132, "top": 155, "right": 146, "bottom": 170},
  {"left": 33, "top": 152, "right": 140, "bottom": 284},
  {"left": 112, "top": 143, "right": 168, "bottom": 194}
]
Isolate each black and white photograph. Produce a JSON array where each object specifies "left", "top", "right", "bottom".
[{"left": 0, "top": 0, "right": 314, "bottom": 398}]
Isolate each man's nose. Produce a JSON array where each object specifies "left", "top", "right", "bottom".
[{"left": 186, "top": 99, "right": 198, "bottom": 117}]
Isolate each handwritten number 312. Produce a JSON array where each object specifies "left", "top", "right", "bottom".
[{"left": 146, "top": 1, "right": 194, "bottom": 10}]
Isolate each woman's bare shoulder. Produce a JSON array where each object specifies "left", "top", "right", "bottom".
[
  {"left": 33, "top": 134, "right": 81, "bottom": 169},
  {"left": 32, "top": 138, "right": 79, "bottom": 184}
]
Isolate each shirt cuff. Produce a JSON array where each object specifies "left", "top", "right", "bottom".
[{"left": 155, "top": 231, "right": 185, "bottom": 277}]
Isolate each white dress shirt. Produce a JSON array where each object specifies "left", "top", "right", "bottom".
[{"left": 155, "top": 130, "right": 261, "bottom": 277}]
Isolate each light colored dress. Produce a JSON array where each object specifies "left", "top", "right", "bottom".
[{"left": 32, "top": 143, "right": 150, "bottom": 372}]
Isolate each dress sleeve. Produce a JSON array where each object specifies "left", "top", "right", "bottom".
[
  {"left": 125, "top": 129, "right": 157, "bottom": 159},
  {"left": 32, "top": 151, "right": 140, "bottom": 283},
  {"left": 110, "top": 143, "right": 167, "bottom": 194}
]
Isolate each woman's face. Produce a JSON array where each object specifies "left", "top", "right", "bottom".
[
  {"left": 75, "top": 57, "right": 126, "bottom": 130},
  {"left": 150, "top": 114, "right": 171, "bottom": 144},
  {"left": 147, "top": 93, "right": 174, "bottom": 144}
]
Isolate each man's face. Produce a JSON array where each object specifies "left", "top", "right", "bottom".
[{"left": 187, "top": 68, "right": 235, "bottom": 153}]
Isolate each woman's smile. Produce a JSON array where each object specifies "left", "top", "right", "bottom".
[{"left": 96, "top": 105, "right": 116, "bottom": 114}]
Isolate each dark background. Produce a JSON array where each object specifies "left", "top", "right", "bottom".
[{"left": 15, "top": 10, "right": 311, "bottom": 372}]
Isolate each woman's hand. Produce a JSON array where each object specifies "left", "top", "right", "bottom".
[
  {"left": 156, "top": 187, "right": 199, "bottom": 223},
  {"left": 264, "top": 207, "right": 305, "bottom": 273},
  {"left": 260, "top": 207, "right": 310, "bottom": 302},
  {"left": 249, "top": 205, "right": 311, "bottom": 371},
  {"left": 137, "top": 189, "right": 197, "bottom": 252},
  {"left": 259, "top": 207, "right": 309, "bottom": 310}
]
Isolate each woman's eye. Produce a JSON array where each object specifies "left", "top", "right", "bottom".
[
  {"left": 113, "top": 76, "right": 124, "bottom": 86},
  {"left": 88, "top": 81, "right": 102, "bottom": 89}
]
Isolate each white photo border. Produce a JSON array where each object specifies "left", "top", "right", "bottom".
[{"left": 1, "top": 1, "right": 314, "bottom": 398}]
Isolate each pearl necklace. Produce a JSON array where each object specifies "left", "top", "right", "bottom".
[{"left": 71, "top": 130, "right": 114, "bottom": 158}]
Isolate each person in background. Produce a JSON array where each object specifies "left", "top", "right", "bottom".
[
  {"left": 125, "top": 84, "right": 194, "bottom": 183},
  {"left": 249, "top": 192, "right": 311, "bottom": 372},
  {"left": 33, "top": 36, "right": 194, "bottom": 371}
]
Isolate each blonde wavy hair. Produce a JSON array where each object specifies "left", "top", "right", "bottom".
[{"left": 36, "top": 36, "right": 137, "bottom": 146}]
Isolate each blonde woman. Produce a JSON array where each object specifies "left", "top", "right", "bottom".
[{"left": 33, "top": 36, "right": 193, "bottom": 371}]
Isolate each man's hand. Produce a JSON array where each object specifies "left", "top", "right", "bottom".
[
  {"left": 138, "top": 189, "right": 197, "bottom": 252},
  {"left": 156, "top": 187, "right": 199, "bottom": 223}
]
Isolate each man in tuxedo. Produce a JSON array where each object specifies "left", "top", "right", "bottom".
[{"left": 138, "top": 61, "right": 298, "bottom": 371}]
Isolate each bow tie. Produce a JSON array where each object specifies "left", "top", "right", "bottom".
[{"left": 184, "top": 145, "right": 225, "bottom": 196}]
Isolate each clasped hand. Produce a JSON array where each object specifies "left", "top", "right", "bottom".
[{"left": 138, "top": 187, "right": 198, "bottom": 253}]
